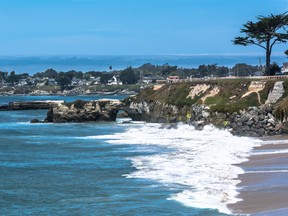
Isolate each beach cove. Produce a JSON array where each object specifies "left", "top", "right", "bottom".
[
  {"left": 230, "top": 136, "right": 288, "bottom": 215},
  {"left": 0, "top": 94, "right": 287, "bottom": 215}
]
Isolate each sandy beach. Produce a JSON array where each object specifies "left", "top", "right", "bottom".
[{"left": 229, "top": 136, "right": 288, "bottom": 215}]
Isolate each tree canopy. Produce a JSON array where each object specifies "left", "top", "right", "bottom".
[
  {"left": 55, "top": 72, "right": 72, "bottom": 91},
  {"left": 119, "top": 67, "right": 137, "bottom": 84},
  {"left": 233, "top": 12, "right": 288, "bottom": 75}
]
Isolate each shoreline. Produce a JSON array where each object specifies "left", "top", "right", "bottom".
[{"left": 229, "top": 135, "right": 288, "bottom": 215}]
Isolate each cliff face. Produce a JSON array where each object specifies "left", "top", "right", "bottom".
[
  {"left": 4, "top": 79, "right": 288, "bottom": 136},
  {"left": 124, "top": 101, "right": 192, "bottom": 123},
  {"left": 124, "top": 79, "right": 288, "bottom": 136}
]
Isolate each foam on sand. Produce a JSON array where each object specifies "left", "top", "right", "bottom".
[{"left": 90, "top": 123, "right": 261, "bottom": 214}]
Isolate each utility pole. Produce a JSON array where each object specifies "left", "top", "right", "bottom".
[{"left": 259, "top": 57, "right": 264, "bottom": 75}]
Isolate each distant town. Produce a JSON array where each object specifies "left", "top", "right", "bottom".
[{"left": 0, "top": 62, "right": 287, "bottom": 95}]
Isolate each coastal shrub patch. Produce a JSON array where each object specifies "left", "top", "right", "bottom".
[
  {"left": 204, "top": 79, "right": 251, "bottom": 108},
  {"left": 131, "top": 79, "right": 274, "bottom": 112},
  {"left": 166, "top": 83, "right": 205, "bottom": 106},
  {"left": 275, "top": 97, "right": 288, "bottom": 121},
  {"left": 130, "top": 87, "right": 156, "bottom": 102},
  {"left": 281, "top": 80, "right": 288, "bottom": 98},
  {"left": 205, "top": 95, "right": 229, "bottom": 106},
  {"left": 165, "top": 83, "right": 199, "bottom": 106},
  {"left": 206, "top": 79, "right": 251, "bottom": 100},
  {"left": 74, "top": 100, "right": 86, "bottom": 109},
  {"left": 210, "top": 92, "right": 259, "bottom": 113},
  {"left": 131, "top": 83, "right": 198, "bottom": 106},
  {"left": 66, "top": 100, "right": 87, "bottom": 109}
]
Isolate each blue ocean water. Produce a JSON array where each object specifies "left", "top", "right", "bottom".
[
  {"left": 0, "top": 95, "right": 127, "bottom": 106},
  {"left": 0, "top": 95, "right": 260, "bottom": 215},
  {"left": 0, "top": 55, "right": 286, "bottom": 74}
]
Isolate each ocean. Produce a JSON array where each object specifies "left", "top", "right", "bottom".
[
  {"left": 0, "top": 94, "right": 266, "bottom": 216},
  {"left": 0, "top": 55, "right": 286, "bottom": 74}
]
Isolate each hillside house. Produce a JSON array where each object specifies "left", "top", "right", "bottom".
[
  {"left": 108, "top": 75, "right": 122, "bottom": 85},
  {"left": 142, "top": 76, "right": 164, "bottom": 84},
  {"left": 167, "top": 76, "right": 179, "bottom": 83}
]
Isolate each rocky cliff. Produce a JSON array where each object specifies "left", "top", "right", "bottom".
[
  {"left": 123, "top": 79, "right": 288, "bottom": 136},
  {"left": 3, "top": 78, "right": 288, "bottom": 137}
]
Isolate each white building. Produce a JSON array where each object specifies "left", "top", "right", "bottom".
[{"left": 108, "top": 75, "right": 122, "bottom": 85}]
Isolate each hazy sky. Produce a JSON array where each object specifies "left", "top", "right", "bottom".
[{"left": 0, "top": 0, "right": 287, "bottom": 56}]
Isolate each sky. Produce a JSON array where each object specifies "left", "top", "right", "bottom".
[{"left": 0, "top": 0, "right": 287, "bottom": 56}]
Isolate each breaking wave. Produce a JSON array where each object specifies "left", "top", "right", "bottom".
[{"left": 89, "top": 123, "right": 261, "bottom": 214}]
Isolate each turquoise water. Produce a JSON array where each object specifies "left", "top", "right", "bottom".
[
  {"left": 0, "top": 95, "right": 127, "bottom": 106},
  {"left": 0, "top": 95, "right": 253, "bottom": 216}
]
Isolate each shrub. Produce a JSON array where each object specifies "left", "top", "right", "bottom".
[
  {"left": 74, "top": 100, "right": 86, "bottom": 109},
  {"left": 275, "top": 97, "right": 288, "bottom": 121}
]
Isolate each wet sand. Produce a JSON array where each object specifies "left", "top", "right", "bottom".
[{"left": 229, "top": 137, "right": 288, "bottom": 215}]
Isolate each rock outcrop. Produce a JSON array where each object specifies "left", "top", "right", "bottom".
[
  {"left": 265, "top": 81, "right": 284, "bottom": 104},
  {"left": 124, "top": 100, "right": 192, "bottom": 123},
  {"left": 188, "top": 105, "right": 283, "bottom": 137},
  {"left": 241, "top": 81, "right": 266, "bottom": 104},
  {"left": 123, "top": 79, "right": 288, "bottom": 137},
  {"left": 45, "top": 99, "right": 123, "bottom": 123},
  {"left": 3, "top": 78, "right": 288, "bottom": 137}
]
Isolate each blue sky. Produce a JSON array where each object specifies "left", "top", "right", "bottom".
[{"left": 0, "top": 0, "right": 287, "bottom": 56}]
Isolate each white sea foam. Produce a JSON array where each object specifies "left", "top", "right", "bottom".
[
  {"left": 260, "top": 139, "right": 288, "bottom": 145},
  {"left": 90, "top": 123, "right": 261, "bottom": 214},
  {"left": 252, "top": 149, "right": 288, "bottom": 155},
  {"left": 246, "top": 170, "right": 288, "bottom": 174}
]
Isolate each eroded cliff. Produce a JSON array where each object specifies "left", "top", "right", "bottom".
[{"left": 123, "top": 79, "right": 288, "bottom": 136}]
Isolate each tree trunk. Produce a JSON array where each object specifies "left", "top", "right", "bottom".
[
  {"left": 266, "top": 49, "right": 271, "bottom": 68},
  {"left": 265, "top": 39, "right": 271, "bottom": 75}
]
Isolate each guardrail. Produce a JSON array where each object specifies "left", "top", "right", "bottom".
[{"left": 163, "top": 75, "right": 288, "bottom": 83}]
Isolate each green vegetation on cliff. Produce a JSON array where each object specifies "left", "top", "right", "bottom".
[
  {"left": 134, "top": 83, "right": 197, "bottom": 106},
  {"left": 131, "top": 78, "right": 288, "bottom": 115}
]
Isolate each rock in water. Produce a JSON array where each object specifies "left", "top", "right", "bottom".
[
  {"left": 30, "top": 119, "right": 41, "bottom": 123},
  {"left": 45, "top": 99, "right": 123, "bottom": 123}
]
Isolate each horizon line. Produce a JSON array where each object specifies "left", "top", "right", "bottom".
[{"left": 0, "top": 52, "right": 286, "bottom": 58}]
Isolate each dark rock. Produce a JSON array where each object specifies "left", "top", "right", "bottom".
[
  {"left": 255, "top": 124, "right": 261, "bottom": 129},
  {"left": 253, "top": 116, "right": 259, "bottom": 123},
  {"left": 268, "top": 131, "right": 276, "bottom": 136},
  {"left": 250, "top": 106, "right": 260, "bottom": 113},
  {"left": 30, "top": 119, "right": 41, "bottom": 123},
  {"left": 242, "top": 125, "right": 250, "bottom": 131},
  {"left": 247, "top": 120, "right": 254, "bottom": 126},
  {"left": 167, "top": 123, "right": 178, "bottom": 129},
  {"left": 229, "top": 122, "right": 236, "bottom": 128},
  {"left": 258, "top": 128, "right": 265, "bottom": 136},
  {"left": 236, "top": 121, "right": 243, "bottom": 126},
  {"left": 258, "top": 114, "right": 265, "bottom": 121}
]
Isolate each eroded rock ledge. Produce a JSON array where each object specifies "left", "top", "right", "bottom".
[
  {"left": 123, "top": 79, "right": 288, "bottom": 137},
  {"left": 45, "top": 99, "right": 124, "bottom": 123}
]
